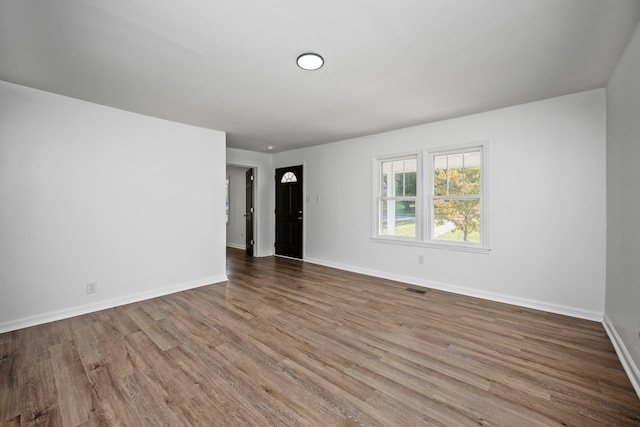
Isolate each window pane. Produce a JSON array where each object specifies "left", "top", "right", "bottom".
[
  {"left": 462, "top": 163, "right": 481, "bottom": 195},
  {"left": 405, "top": 158, "right": 417, "bottom": 174},
  {"left": 463, "top": 150, "right": 481, "bottom": 195},
  {"left": 448, "top": 156, "right": 464, "bottom": 195},
  {"left": 404, "top": 159, "right": 416, "bottom": 197},
  {"left": 281, "top": 172, "right": 297, "bottom": 183},
  {"left": 380, "top": 200, "right": 416, "bottom": 237},
  {"left": 434, "top": 154, "right": 448, "bottom": 170},
  {"left": 434, "top": 154, "right": 448, "bottom": 196},
  {"left": 433, "top": 199, "right": 480, "bottom": 242},
  {"left": 382, "top": 162, "right": 392, "bottom": 197},
  {"left": 404, "top": 171, "right": 416, "bottom": 196},
  {"left": 395, "top": 171, "right": 404, "bottom": 196},
  {"left": 448, "top": 153, "right": 463, "bottom": 169},
  {"left": 464, "top": 151, "right": 481, "bottom": 168},
  {"left": 392, "top": 160, "right": 405, "bottom": 172}
]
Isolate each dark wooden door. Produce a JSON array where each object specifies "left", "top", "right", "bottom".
[
  {"left": 275, "top": 165, "right": 303, "bottom": 259},
  {"left": 245, "top": 168, "right": 254, "bottom": 256}
]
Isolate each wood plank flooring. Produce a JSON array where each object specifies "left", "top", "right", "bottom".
[{"left": 1, "top": 247, "right": 639, "bottom": 426}]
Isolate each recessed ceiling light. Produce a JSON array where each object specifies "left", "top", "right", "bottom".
[{"left": 297, "top": 53, "right": 324, "bottom": 71}]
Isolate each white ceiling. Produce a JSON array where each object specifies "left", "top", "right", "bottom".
[{"left": 1, "top": 1, "right": 639, "bottom": 153}]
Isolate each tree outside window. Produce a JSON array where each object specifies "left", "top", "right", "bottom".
[
  {"left": 373, "top": 143, "right": 486, "bottom": 251},
  {"left": 432, "top": 150, "right": 481, "bottom": 242}
]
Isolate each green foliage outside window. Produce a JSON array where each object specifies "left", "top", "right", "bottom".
[{"left": 433, "top": 151, "right": 481, "bottom": 242}]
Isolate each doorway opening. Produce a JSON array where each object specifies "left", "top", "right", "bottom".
[
  {"left": 245, "top": 168, "right": 254, "bottom": 256},
  {"left": 226, "top": 165, "right": 256, "bottom": 256}
]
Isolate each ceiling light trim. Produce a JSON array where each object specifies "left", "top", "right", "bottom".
[{"left": 297, "top": 53, "right": 324, "bottom": 71}]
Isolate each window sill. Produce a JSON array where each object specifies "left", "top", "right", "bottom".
[{"left": 371, "top": 237, "right": 491, "bottom": 254}]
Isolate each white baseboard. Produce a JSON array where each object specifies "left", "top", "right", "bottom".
[
  {"left": 226, "top": 244, "right": 273, "bottom": 258},
  {"left": 304, "top": 257, "right": 603, "bottom": 322},
  {"left": 226, "top": 242, "right": 246, "bottom": 250},
  {"left": 603, "top": 315, "right": 640, "bottom": 399},
  {"left": 0, "top": 275, "right": 227, "bottom": 334}
]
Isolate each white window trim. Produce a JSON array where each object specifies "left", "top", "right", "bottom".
[
  {"left": 372, "top": 142, "right": 490, "bottom": 254},
  {"left": 425, "top": 143, "right": 489, "bottom": 251},
  {"left": 372, "top": 152, "right": 421, "bottom": 242}
]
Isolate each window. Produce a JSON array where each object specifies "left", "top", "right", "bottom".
[
  {"left": 374, "top": 143, "right": 488, "bottom": 252},
  {"left": 429, "top": 147, "right": 483, "bottom": 246},
  {"left": 281, "top": 171, "right": 298, "bottom": 183},
  {"left": 375, "top": 155, "right": 418, "bottom": 239}
]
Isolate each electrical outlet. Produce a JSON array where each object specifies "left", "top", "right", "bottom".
[
  {"left": 240, "top": 232, "right": 244, "bottom": 238},
  {"left": 86, "top": 282, "right": 98, "bottom": 294},
  {"left": 417, "top": 254, "right": 424, "bottom": 264}
]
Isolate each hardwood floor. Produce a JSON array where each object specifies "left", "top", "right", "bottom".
[{"left": 2, "top": 248, "right": 639, "bottom": 426}]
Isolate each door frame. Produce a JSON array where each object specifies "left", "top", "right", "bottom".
[
  {"left": 226, "top": 163, "right": 258, "bottom": 255},
  {"left": 245, "top": 168, "right": 255, "bottom": 256},
  {"left": 275, "top": 164, "right": 305, "bottom": 260}
]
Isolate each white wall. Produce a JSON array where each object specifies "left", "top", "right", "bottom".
[
  {"left": 605, "top": 20, "right": 640, "bottom": 395},
  {"left": 226, "top": 148, "right": 274, "bottom": 257},
  {"left": 275, "top": 89, "right": 606, "bottom": 320},
  {"left": 0, "top": 81, "right": 227, "bottom": 333},
  {"left": 226, "top": 165, "right": 248, "bottom": 249}
]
